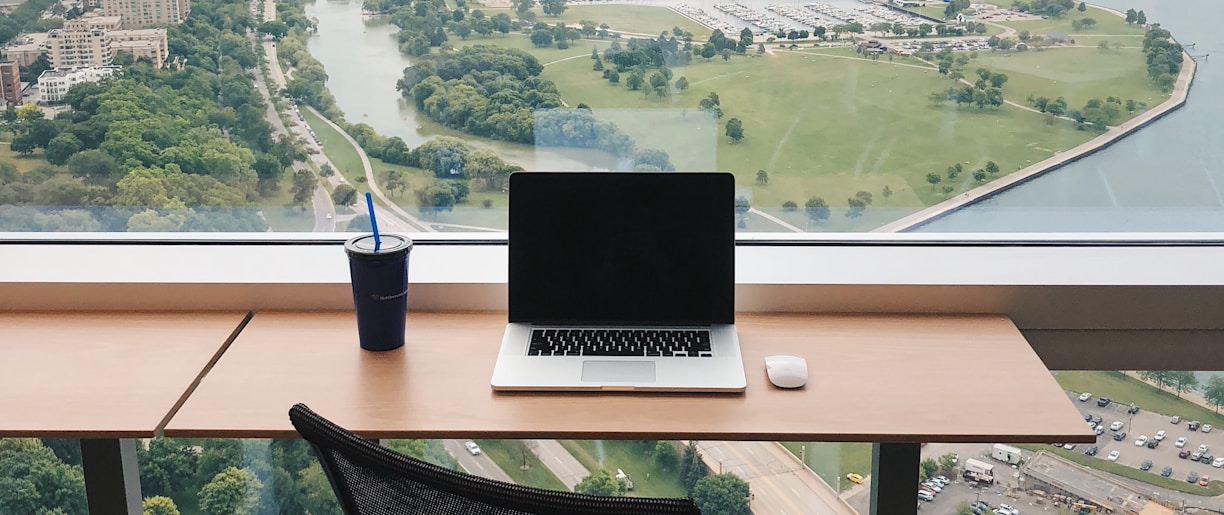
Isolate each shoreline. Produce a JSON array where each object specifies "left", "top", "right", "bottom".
[{"left": 872, "top": 27, "right": 1197, "bottom": 232}]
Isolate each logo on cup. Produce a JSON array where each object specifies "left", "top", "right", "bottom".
[{"left": 372, "top": 289, "right": 409, "bottom": 301}]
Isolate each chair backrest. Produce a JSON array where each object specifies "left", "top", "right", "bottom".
[{"left": 288, "top": 403, "right": 702, "bottom": 515}]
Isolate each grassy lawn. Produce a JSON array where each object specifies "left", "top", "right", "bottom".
[
  {"left": 559, "top": 440, "right": 687, "bottom": 498},
  {"left": 997, "top": 5, "right": 1145, "bottom": 37},
  {"left": 973, "top": 46, "right": 1167, "bottom": 112},
  {"left": 0, "top": 144, "right": 54, "bottom": 173},
  {"left": 301, "top": 108, "right": 369, "bottom": 195},
  {"left": 1055, "top": 371, "right": 1224, "bottom": 426},
  {"left": 542, "top": 47, "right": 1101, "bottom": 219},
  {"left": 1018, "top": 445, "right": 1224, "bottom": 496},
  {"left": 258, "top": 182, "right": 316, "bottom": 232},
  {"left": 473, "top": 439, "right": 568, "bottom": 491},
  {"left": 780, "top": 442, "right": 873, "bottom": 492}
]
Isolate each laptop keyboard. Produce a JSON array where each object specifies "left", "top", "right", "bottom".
[{"left": 528, "top": 329, "right": 713, "bottom": 357}]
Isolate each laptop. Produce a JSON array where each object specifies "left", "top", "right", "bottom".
[{"left": 490, "top": 171, "right": 746, "bottom": 392}]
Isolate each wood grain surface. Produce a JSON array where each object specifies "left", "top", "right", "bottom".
[{"left": 164, "top": 311, "right": 1093, "bottom": 443}]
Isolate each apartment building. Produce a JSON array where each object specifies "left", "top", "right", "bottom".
[
  {"left": 101, "top": 0, "right": 190, "bottom": 28},
  {"left": 4, "top": 33, "right": 48, "bottom": 67},
  {"left": 43, "top": 16, "right": 122, "bottom": 68},
  {"left": 37, "top": 66, "right": 119, "bottom": 102},
  {"left": 108, "top": 28, "right": 167, "bottom": 67},
  {"left": 0, "top": 60, "right": 20, "bottom": 106}
]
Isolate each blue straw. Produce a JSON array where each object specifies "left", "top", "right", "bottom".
[{"left": 365, "top": 192, "right": 381, "bottom": 251}]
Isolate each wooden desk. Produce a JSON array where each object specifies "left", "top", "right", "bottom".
[
  {"left": 0, "top": 311, "right": 248, "bottom": 515},
  {"left": 166, "top": 311, "right": 1090, "bottom": 442}
]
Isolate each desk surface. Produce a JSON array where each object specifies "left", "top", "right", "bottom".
[
  {"left": 0, "top": 312, "right": 246, "bottom": 438},
  {"left": 165, "top": 311, "right": 1093, "bottom": 443}
]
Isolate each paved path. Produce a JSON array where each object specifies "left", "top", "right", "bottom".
[
  {"left": 443, "top": 439, "right": 515, "bottom": 482},
  {"left": 695, "top": 441, "right": 858, "bottom": 515},
  {"left": 529, "top": 439, "right": 590, "bottom": 490}
]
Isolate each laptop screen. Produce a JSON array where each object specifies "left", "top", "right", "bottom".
[{"left": 509, "top": 172, "right": 735, "bottom": 326}]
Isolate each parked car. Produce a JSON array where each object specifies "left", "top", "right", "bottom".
[
  {"left": 1064, "top": 443, "right": 1077, "bottom": 451},
  {"left": 1155, "top": 430, "right": 1167, "bottom": 441},
  {"left": 1201, "top": 475, "right": 1212, "bottom": 486},
  {"left": 921, "top": 481, "right": 942, "bottom": 492},
  {"left": 932, "top": 475, "right": 950, "bottom": 486},
  {"left": 918, "top": 489, "right": 934, "bottom": 501},
  {"left": 847, "top": 473, "right": 864, "bottom": 484},
  {"left": 1199, "top": 444, "right": 1210, "bottom": 453},
  {"left": 1192, "top": 451, "right": 1204, "bottom": 461},
  {"left": 1190, "top": 421, "right": 1202, "bottom": 431},
  {"left": 1205, "top": 424, "right": 1214, "bottom": 433},
  {"left": 464, "top": 441, "right": 482, "bottom": 455},
  {"left": 1181, "top": 449, "right": 1192, "bottom": 459},
  {"left": 1212, "top": 456, "right": 1224, "bottom": 468},
  {"left": 1113, "top": 431, "right": 1128, "bottom": 441},
  {"left": 1110, "top": 421, "right": 1125, "bottom": 431},
  {"left": 1162, "top": 466, "right": 1174, "bottom": 477},
  {"left": 1098, "top": 397, "right": 1112, "bottom": 407},
  {"left": 1085, "top": 446, "right": 1099, "bottom": 456},
  {"left": 1094, "top": 425, "right": 1105, "bottom": 436},
  {"left": 1136, "top": 436, "right": 1149, "bottom": 446},
  {"left": 1127, "top": 403, "right": 1140, "bottom": 414},
  {"left": 1078, "top": 392, "right": 1092, "bottom": 401},
  {"left": 1201, "top": 454, "right": 1214, "bottom": 464},
  {"left": 1107, "top": 450, "right": 1121, "bottom": 461},
  {"left": 1140, "top": 460, "right": 1153, "bottom": 471},
  {"left": 1189, "top": 471, "right": 1200, "bottom": 483},
  {"left": 1090, "top": 414, "right": 1102, "bottom": 424},
  {"left": 1172, "top": 415, "right": 1182, "bottom": 424},
  {"left": 1177, "top": 437, "right": 1188, "bottom": 448},
  {"left": 1147, "top": 439, "right": 1160, "bottom": 449}
]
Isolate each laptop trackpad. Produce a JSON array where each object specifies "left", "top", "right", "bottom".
[{"left": 581, "top": 361, "right": 655, "bottom": 383}]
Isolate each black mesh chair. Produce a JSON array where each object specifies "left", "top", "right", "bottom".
[{"left": 288, "top": 403, "right": 702, "bottom": 515}]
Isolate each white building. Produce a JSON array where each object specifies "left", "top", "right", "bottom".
[{"left": 37, "top": 66, "right": 120, "bottom": 103}]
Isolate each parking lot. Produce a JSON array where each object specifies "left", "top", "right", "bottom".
[{"left": 1070, "top": 392, "right": 1224, "bottom": 488}]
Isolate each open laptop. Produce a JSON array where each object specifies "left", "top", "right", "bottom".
[{"left": 490, "top": 171, "right": 746, "bottom": 392}]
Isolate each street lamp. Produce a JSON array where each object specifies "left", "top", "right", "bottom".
[{"left": 719, "top": 459, "right": 724, "bottom": 474}]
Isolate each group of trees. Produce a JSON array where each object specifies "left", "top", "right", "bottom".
[
  {"left": 1139, "top": 371, "right": 1200, "bottom": 399},
  {"left": 0, "top": 0, "right": 316, "bottom": 232},
  {"left": 929, "top": 67, "right": 1008, "bottom": 110},
  {"left": 1142, "top": 24, "right": 1184, "bottom": 93},
  {"left": 1124, "top": 8, "right": 1148, "bottom": 26},
  {"left": 1012, "top": 0, "right": 1077, "bottom": 18},
  {"left": 1067, "top": 96, "right": 1136, "bottom": 131}
]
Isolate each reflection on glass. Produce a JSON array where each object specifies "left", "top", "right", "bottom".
[{"left": 0, "top": 0, "right": 1209, "bottom": 232}]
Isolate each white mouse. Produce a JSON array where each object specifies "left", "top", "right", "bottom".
[{"left": 764, "top": 354, "right": 807, "bottom": 389}]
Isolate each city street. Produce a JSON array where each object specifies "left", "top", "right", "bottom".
[{"left": 443, "top": 439, "right": 513, "bottom": 483}]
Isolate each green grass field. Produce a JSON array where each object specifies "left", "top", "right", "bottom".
[
  {"left": 258, "top": 182, "right": 316, "bottom": 232},
  {"left": 474, "top": 439, "right": 569, "bottom": 491},
  {"left": 0, "top": 144, "right": 54, "bottom": 173},
  {"left": 973, "top": 46, "right": 1166, "bottom": 109},
  {"left": 301, "top": 109, "right": 369, "bottom": 193},
  {"left": 998, "top": 5, "right": 1145, "bottom": 37},
  {"left": 780, "top": 442, "right": 873, "bottom": 492},
  {"left": 559, "top": 440, "right": 687, "bottom": 498}
]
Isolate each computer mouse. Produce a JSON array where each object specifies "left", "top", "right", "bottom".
[{"left": 764, "top": 354, "right": 807, "bottom": 389}]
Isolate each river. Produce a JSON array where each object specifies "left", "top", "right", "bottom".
[{"left": 305, "top": 0, "right": 1222, "bottom": 232}]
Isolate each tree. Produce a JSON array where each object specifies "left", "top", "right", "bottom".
[
  {"left": 1170, "top": 371, "right": 1199, "bottom": 399},
  {"left": 530, "top": 29, "right": 553, "bottom": 47},
  {"left": 575, "top": 469, "right": 627, "bottom": 496},
  {"left": 198, "top": 466, "right": 262, "bottom": 515},
  {"left": 1125, "top": 8, "right": 1137, "bottom": 24},
  {"left": 1136, "top": 10, "right": 1146, "bottom": 25},
  {"left": 675, "top": 76, "right": 689, "bottom": 93},
  {"left": 1140, "top": 370, "right": 1172, "bottom": 391},
  {"left": 1077, "top": 1, "right": 1086, "bottom": 11},
  {"left": 289, "top": 170, "right": 318, "bottom": 206},
  {"left": 654, "top": 441, "right": 679, "bottom": 471},
  {"left": 926, "top": 173, "right": 942, "bottom": 187},
  {"left": 678, "top": 441, "right": 707, "bottom": 494},
  {"left": 1205, "top": 375, "right": 1224, "bottom": 412},
  {"left": 143, "top": 496, "right": 181, "bottom": 515},
  {"left": 804, "top": 197, "right": 830, "bottom": 226},
  {"left": 539, "top": 0, "right": 566, "bottom": 16},
  {"left": 258, "top": 20, "right": 289, "bottom": 40},
  {"left": 756, "top": 169, "right": 768, "bottom": 185},
  {"left": 626, "top": 70, "right": 644, "bottom": 91},
  {"left": 985, "top": 161, "right": 1000, "bottom": 175},
  {"left": 725, "top": 118, "right": 744, "bottom": 143},
  {"left": 973, "top": 170, "right": 987, "bottom": 181},
  {"left": 882, "top": 185, "right": 892, "bottom": 200},
  {"left": 0, "top": 439, "right": 87, "bottom": 514},
  {"left": 298, "top": 462, "right": 340, "bottom": 514},
  {"left": 846, "top": 197, "right": 866, "bottom": 218},
  {"left": 45, "top": 132, "right": 83, "bottom": 166},
  {"left": 138, "top": 438, "right": 198, "bottom": 497},
  {"left": 691, "top": 473, "right": 750, "bottom": 515},
  {"left": 511, "top": 0, "right": 534, "bottom": 16},
  {"left": 10, "top": 134, "right": 36, "bottom": 155},
  {"left": 938, "top": 453, "right": 958, "bottom": 474},
  {"left": 332, "top": 184, "right": 357, "bottom": 206}
]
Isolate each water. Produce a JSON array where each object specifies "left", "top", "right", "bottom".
[
  {"left": 917, "top": 0, "right": 1224, "bottom": 232},
  {"left": 305, "top": 0, "right": 617, "bottom": 171}
]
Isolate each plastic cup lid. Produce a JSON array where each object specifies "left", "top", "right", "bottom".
[{"left": 345, "top": 234, "right": 412, "bottom": 259}]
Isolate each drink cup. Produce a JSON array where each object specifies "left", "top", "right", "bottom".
[{"left": 345, "top": 234, "right": 413, "bottom": 351}]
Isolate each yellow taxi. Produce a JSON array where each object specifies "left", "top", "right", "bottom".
[{"left": 846, "top": 473, "right": 864, "bottom": 484}]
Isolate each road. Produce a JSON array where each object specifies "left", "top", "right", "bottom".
[
  {"left": 697, "top": 441, "right": 858, "bottom": 515},
  {"left": 443, "top": 439, "right": 514, "bottom": 483},
  {"left": 528, "top": 439, "right": 588, "bottom": 490},
  {"left": 248, "top": 0, "right": 334, "bottom": 231}
]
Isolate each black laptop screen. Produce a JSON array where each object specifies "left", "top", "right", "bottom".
[{"left": 508, "top": 172, "right": 735, "bottom": 326}]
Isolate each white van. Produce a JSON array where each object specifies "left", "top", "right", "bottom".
[{"left": 917, "top": 490, "right": 934, "bottom": 501}]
